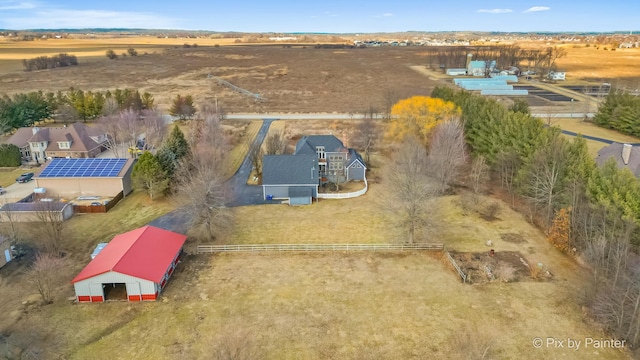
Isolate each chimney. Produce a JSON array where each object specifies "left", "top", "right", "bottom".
[
  {"left": 32, "top": 127, "right": 40, "bottom": 135},
  {"left": 622, "top": 143, "right": 632, "bottom": 165}
]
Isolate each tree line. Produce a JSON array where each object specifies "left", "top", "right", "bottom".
[
  {"left": 423, "top": 45, "right": 566, "bottom": 75},
  {"left": 22, "top": 53, "right": 78, "bottom": 71},
  {"left": 430, "top": 86, "right": 640, "bottom": 349},
  {"left": 0, "top": 88, "right": 156, "bottom": 133},
  {"left": 593, "top": 89, "right": 640, "bottom": 138}
]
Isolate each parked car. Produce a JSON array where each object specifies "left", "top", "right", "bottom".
[
  {"left": 0, "top": 187, "right": 6, "bottom": 195},
  {"left": 15, "top": 172, "right": 34, "bottom": 183}
]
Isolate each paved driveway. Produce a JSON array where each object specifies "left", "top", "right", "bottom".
[{"left": 150, "top": 119, "right": 277, "bottom": 232}]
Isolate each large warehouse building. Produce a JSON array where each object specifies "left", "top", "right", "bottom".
[
  {"left": 34, "top": 158, "right": 135, "bottom": 199},
  {"left": 71, "top": 226, "right": 187, "bottom": 303}
]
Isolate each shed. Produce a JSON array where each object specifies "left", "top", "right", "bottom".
[
  {"left": 0, "top": 201, "right": 74, "bottom": 223},
  {"left": 35, "top": 158, "right": 135, "bottom": 199},
  {"left": 71, "top": 226, "right": 187, "bottom": 302}
]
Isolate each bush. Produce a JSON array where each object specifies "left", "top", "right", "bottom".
[
  {"left": 127, "top": 47, "right": 138, "bottom": 56},
  {"left": 0, "top": 144, "right": 21, "bottom": 166},
  {"left": 480, "top": 202, "right": 500, "bottom": 220},
  {"left": 105, "top": 49, "right": 118, "bottom": 60},
  {"left": 22, "top": 53, "right": 78, "bottom": 71}
]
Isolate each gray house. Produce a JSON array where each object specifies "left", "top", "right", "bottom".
[
  {"left": 596, "top": 143, "right": 640, "bottom": 178},
  {"left": 262, "top": 155, "right": 319, "bottom": 205},
  {"left": 294, "top": 135, "right": 366, "bottom": 184}
]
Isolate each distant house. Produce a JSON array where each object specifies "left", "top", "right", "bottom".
[
  {"left": 467, "top": 60, "right": 496, "bottom": 77},
  {"left": 596, "top": 143, "right": 640, "bottom": 178},
  {"left": 548, "top": 71, "right": 566, "bottom": 81},
  {"left": 262, "top": 135, "right": 367, "bottom": 205},
  {"left": 0, "top": 235, "right": 12, "bottom": 269},
  {"left": 7, "top": 122, "right": 108, "bottom": 163}
]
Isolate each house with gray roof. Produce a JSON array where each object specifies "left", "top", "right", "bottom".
[
  {"left": 7, "top": 122, "right": 108, "bottom": 163},
  {"left": 261, "top": 135, "right": 366, "bottom": 205},
  {"left": 596, "top": 143, "right": 640, "bottom": 178},
  {"left": 295, "top": 135, "right": 366, "bottom": 184},
  {"left": 262, "top": 155, "right": 319, "bottom": 205}
]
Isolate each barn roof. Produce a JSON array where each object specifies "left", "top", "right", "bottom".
[{"left": 71, "top": 225, "right": 186, "bottom": 284}]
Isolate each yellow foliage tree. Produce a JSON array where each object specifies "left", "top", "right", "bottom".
[
  {"left": 386, "top": 96, "right": 461, "bottom": 143},
  {"left": 547, "top": 207, "right": 572, "bottom": 253}
]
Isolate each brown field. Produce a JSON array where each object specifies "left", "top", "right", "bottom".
[{"left": 0, "top": 184, "right": 629, "bottom": 359}]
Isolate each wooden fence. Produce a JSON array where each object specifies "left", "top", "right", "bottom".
[
  {"left": 197, "top": 242, "right": 444, "bottom": 254},
  {"left": 74, "top": 191, "right": 124, "bottom": 214},
  {"left": 445, "top": 251, "right": 468, "bottom": 283}
]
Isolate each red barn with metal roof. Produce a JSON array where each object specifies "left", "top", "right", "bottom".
[{"left": 71, "top": 225, "right": 186, "bottom": 302}]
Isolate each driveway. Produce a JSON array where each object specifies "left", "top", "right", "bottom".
[{"left": 150, "top": 118, "right": 276, "bottom": 232}]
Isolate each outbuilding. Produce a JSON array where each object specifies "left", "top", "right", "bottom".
[
  {"left": 35, "top": 158, "right": 135, "bottom": 199},
  {"left": 71, "top": 225, "right": 187, "bottom": 302}
]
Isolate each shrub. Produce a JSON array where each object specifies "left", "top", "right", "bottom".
[
  {"left": 105, "top": 49, "right": 118, "bottom": 60},
  {"left": 22, "top": 53, "right": 78, "bottom": 71},
  {"left": 0, "top": 144, "right": 21, "bottom": 166},
  {"left": 127, "top": 47, "right": 138, "bottom": 56}
]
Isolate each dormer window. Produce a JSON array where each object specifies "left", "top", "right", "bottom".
[{"left": 58, "top": 141, "right": 71, "bottom": 149}]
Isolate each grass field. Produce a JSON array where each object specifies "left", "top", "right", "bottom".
[
  {"left": 550, "top": 117, "right": 640, "bottom": 156},
  {"left": 222, "top": 120, "right": 261, "bottom": 178},
  {"left": 0, "top": 168, "right": 25, "bottom": 188},
  {"left": 3, "top": 189, "right": 623, "bottom": 359}
]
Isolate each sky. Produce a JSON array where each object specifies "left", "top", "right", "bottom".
[{"left": 0, "top": 0, "right": 638, "bottom": 33}]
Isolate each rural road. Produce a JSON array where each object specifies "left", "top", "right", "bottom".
[{"left": 227, "top": 112, "right": 595, "bottom": 120}]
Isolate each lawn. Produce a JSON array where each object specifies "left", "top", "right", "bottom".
[
  {"left": 15, "top": 189, "right": 624, "bottom": 360},
  {"left": 551, "top": 118, "right": 640, "bottom": 144},
  {"left": 0, "top": 168, "right": 25, "bottom": 188},
  {"left": 223, "top": 120, "right": 262, "bottom": 178}
]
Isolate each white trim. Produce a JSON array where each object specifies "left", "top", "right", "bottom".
[{"left": 346, "top": 158, "right": 367, "bottom": 169}]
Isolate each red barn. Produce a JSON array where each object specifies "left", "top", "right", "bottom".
[{"left": 71, "top": 225, "right": 186, "bottom": 302}]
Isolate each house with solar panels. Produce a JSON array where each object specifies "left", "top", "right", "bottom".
[
  {"left": 34, "top": 158, "right": 135, "bottom": 201},
  {"left": 71, "top": 225, "right": 186, "bottom": 302}
]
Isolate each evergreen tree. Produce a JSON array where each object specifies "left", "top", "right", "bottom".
[
  {"left": 132, "top": 152, "right": 169, "bottom": 200},
  {"left": 165, "top": 125, "right": 190, "bottom": 159}
]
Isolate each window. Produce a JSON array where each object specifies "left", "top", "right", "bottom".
[
  {"left": 58, "top": 141, "right": 70, "bottom": 149},
  {"left": 316, "top": 146, "right": 325, "bottom": 159},
  {"left": 329, "top": 162, "right": 342, "bottom": 170}
]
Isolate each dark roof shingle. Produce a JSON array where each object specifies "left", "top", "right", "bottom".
[{"left": 263, "top": 155, "right": 318, "bottom": 185}]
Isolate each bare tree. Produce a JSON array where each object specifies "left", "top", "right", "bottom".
[
  {"left": 34, "top": 202, "right": 66, "bottom": 255},
  {"left": 351, "top": 120, "right": 380, "bottom": 165},
  {"left": 469, "top": 155, "right": 490, "bottom": 195},
  {"left": 55, "top": 103, "right": 78, "bottom": 124},
  {"left": 427, "top": 119, "right": 468, "bottom": 194},
  {"left": 520, "top": 135, "right": 568, "bottom": 228},
  {"left": 29, "top": 252, "right": 66, "bottom": 304},
  {"left": 0, "top": 200, "right": 19, "bottom": 242},
  {"left": 174, "top": 147, "right": 232, "bottom": 241},
  {"left": 97, "top": 115, "right": 124, "bottom": 158},
  {"left": 249, "top": 145, "right": 263, "bottom": 179},
  {"left": 264, "top": 131, "right": 287, "bottom": 155},
  {"left": 140, "top": 108, "right": 167, "bottom": 151},
  {"left": 384, "top": 136, "right": 438, "bottom": 243},
  {"left": 495, "top": 151, "right": 521, "bottom": 205},
  {"left": 382, "top": 88, "right": 400, "bottom": 120}
]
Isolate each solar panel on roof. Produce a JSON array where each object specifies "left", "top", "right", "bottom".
[{"left": 38, "top": 158, "right": 128, "bottom": 178}]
